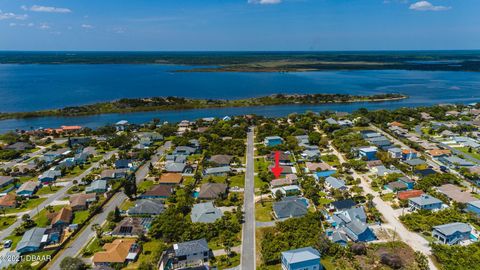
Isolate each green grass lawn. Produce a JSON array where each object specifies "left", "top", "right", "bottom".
[
  {"left": 255, "top": 201, "right": 274, "bottom": 222},
  {"left": 67, "top": 185, "right": 85, "bottom": 194},
  {"left": 254, "top": 176, "right": 267, "bottom": 189},
  {"left": 381, "top": 193, "right": 396, "bottom": 202},
  {"left": 212, "top": 252, "right": 241, "bottom": 270},
  {"left": 18, "top": 176, "right": 35, "bottom": 183},
  {"left": 0, "top": 183, "right": 15, "bottom": 193},
  {"left": 183, "top": 176, "right": 196, "bottom": 186},
  {"left": 72, "top": 210, "right": 90, "bottom": 225},
  {"left": 5, "top": 233, "right": 23, "bottom": 249},
  {"left": 36, "top": 185, "right": 61, "bottom": 196},
  {"left": 124, "top": 239, "right": 167, "bottom": 270},
  {"left": 0, "top": 215, "right": 16, "bottom": 231},
  {"left": 255, "top": 157, "right": 269, "bottom": 172},
  {"left": 65, "top": 164, "right": 92, "bottom": 177},
  {"left": 202, "top": 176, "right": 228, "bottom": 184},
  {"left": 321, "top": 154, "right": 340, "bottom": 167},
  {"left": 229, "top": 174, "right": 245, "bottom": 188},
  {"left": 3, "top": 197, "right": 47, "bottom": 214},
  {"left": 455, "top": 147, "right": 480, "bottom": 160},
  {"left": 119, "top": 199, "right": 136, "bottom": 211},
  {"left": 82, "top": 236, "right": 114, "bottom": 257},
  {"left": 138, "top": 180, "right": 155, "bottom": 193}
]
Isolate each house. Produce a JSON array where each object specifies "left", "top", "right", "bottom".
[
  {"left": 264, "top": 136, "right": 284, "bottom": 147},
  {"left": 281, "top": 247, "right": 322, "bottom": 270},
  {"left": 273, "top": 197, "right": 308, "bottom": 220},
  {"left": 295, "top": 135, "right": 309, "bottom": 145},
  {"left": 385, "top": 181, "right": 408, "bottom": 192},
  {"left": 69, "top": 137, "right": 91, "bottom": 147},
  {"left": 270, "top": 176, "right": 297, "bottom": 188},
  {"left": 397, "top": 190, "right": 424, "bottom": 201},
  {"left": 414, "top": 168, "right": 437, "bottom": 178},
  {"left": 467, "top": 200, "right": 480, "bottom": 216},
  {"left": 139, "top": 185, "right": 174, "bottom": 199},
  {"left": 209, "top": 155, "right": 234, "bottom": 166},
  {"left": 268, "top": 152, "right": 291, "bottom": 164},
  {"left": 86, "top": 180, "right": 108, "bottom": 194},
  {"left": 115, "top": 120, "right": 129, "bottom": 131},
  {"left": 112, "top": 217, "right": 146, "bottom": 237},
  {"left": 428, "top": 149, "right": 452, "bottom": 158},
  {"left": 101, "top": 169, "right": 127, "bottom": 180},
  {"left": 402, "top": 149, "right": 418, "bottom": 160},
  {"left": 171, "top": 239, "right": 210, "bottom": 269},
  {"left": 115, "top": 159, "right": 132, "bottom": 169},
  {"left": 173, "top": 146, "right": 196, "bottom": 155},
  {"left": 330, "top": 199, "right": 356, "bottom": 212},
  {"left": 305, "top": 162, "right": 332, "bottom": 173},
  {"left": 330, "top": 231, "right": 349, "bottom": 246},
  {"left": 436, "top": 184, "right": 477, "bottom": 204},
  {"left": 372, "top": 165, "right": 402, "bottom": 177},
  {"left": 324, "top": 176, "right": 347, "bottom": 191},
  {"left": 439, "top": 156, "right": 475, "bottom": 168},
  {"left": 92, "top": 239, "right": 139, "bottom": 266},
  {"left": 127, "top": 200, "right": 165, "bottom": 216},
  {"left": 409, "top": 194, "right": 443, "bottom": 211},
  {"left": 325, "top": 118, "right": 338, "bottom": 125},
  {"left": 0, "top": 176, "right": 14, "bottom": 188},
  {"left": 0, "top": 194, "right": 17, "bottom": 208},
  {"left": 198, "top": 183, "right": 228, "bottom": 199},
  {"left": 272, "top": 185, "right": 301, "bottom": 198},
  {"left": 404, "top": 158, "right": 427, "bottom": 168},
  {"left": 301, "top": 149, "right": 321, "bottom": 161},
  {"left": 69, "top": 193, "right": 97, "bottom": 211},
  {"left": 358, "top": 146, "right": 378, "bottom": 161},
  {"left": 165, "top": 162, "right": 193, "bottom": 174},
  {"left": 51, "top": 207, "right": 73, "bottom": 228},
  {"left": 268, "top": 165, "right": 297, "bottom": 176},
  {"left": 203, "top": 166, "right": 231, "bottom": 176},
  {"left": 191, "top": 202, "right": 224, "bottom": 223},
  {"left": 16, "top": 181, "right": 38, "bottom": 197},
  {"left": 159, "top": 173, "right": 183, "bottom": 185},
  {"left": 388, "top": 147, "right": 402, "bottom": 159},
  {"left": 16, "top": 227, "right": 47, "bottom": 254},
  {"left": 333, "top": 207, "right": 376, "bottom": 242},
  {"left": 4, "top": 142, "right": 34, "bottom": 151},
  {"left": 38, "top": 168, "right": 61, "bottom": 183},
  {"left": 432, "top": 222, "right": 472, "bottom": 245}
]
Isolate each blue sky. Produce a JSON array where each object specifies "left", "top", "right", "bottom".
[{"left": 0, "top": 0, "right": 478, "bottom": 51}]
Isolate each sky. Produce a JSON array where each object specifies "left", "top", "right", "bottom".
[{"left": 0, "top": 0, "right": 478, "bottom": 51}]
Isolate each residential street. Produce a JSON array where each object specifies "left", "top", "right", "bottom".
[
  {"left": 241, "top": 127, "right": 255, "bottom": 270},
  {"left": 0, "top": 150, "right": 117, "bottom": 243},
  {"left": 329, "top": 144, "right": 438, "bottom": 270},
  {"left": 49, "top": 142, "right": 170, "bottom": 269}
]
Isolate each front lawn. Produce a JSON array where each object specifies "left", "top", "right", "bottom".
[
  {"left": 33, "top": 205, "right": 63, "bottom": 227},
  {"left": 123, "top": 239, "right": 167, "bottom": 269},
  {"left": 255, "top": 201, "right": 273, "bottom": 222},
  {"left": 36, "top": 185, "right": 61, "bottom": 196},
  {"left": 4, "top": 197, "right": 47, "bottom": 214},
  {"left": 229, "top": 174, "right": 245, "bottom": 188},
  {"left": 211, "top": 252, "right": 241, "bottom": 270},
  {"left": 0, "top": 216, "right": 17, "bottom": 231},
  {"left": 72, "top": 210, "right": 90, "bottom": 225},
  {"left": 138, "top": 180, "right": 155, "bottom": 193}
]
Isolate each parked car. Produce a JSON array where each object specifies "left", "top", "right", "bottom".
[{"left": 3, "top": 240, "right": 12, "bottom": 248}]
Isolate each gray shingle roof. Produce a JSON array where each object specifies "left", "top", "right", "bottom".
[
  {"left": 409, "top": 194, "right": 442, "bottom": 206},
  {"left": 174, "top": 238, "right": 209, "bottom": 257},
  {"left": 127, "top": 200, "right": 165, "bottom": 216},
  {"left": 273, "top": 198, "right": 308, "bottom": 219},
  {"left": 16, "top": 227, "right": 46, "bottom": 252},
  {"left": 191, "top": 202, "right": 223, "bottom": 223},
  {"left": 433, "top": 222, "right": 471, "bottom": 236}
]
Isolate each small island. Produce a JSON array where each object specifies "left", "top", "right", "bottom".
[{"left": 0, "top": 93, "right": 407, "bottom": 120}]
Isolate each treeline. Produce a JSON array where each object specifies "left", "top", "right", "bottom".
[{"left": 0, "top": 93, "right": 406, "bottom": 120}]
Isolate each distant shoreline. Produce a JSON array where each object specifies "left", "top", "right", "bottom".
[{"left": 0, "top": 93, "right": 407, "bottom": 121}]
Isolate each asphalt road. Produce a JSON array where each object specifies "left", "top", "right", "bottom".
[
  {"left": 0, "top": 150, "right": 117, "bottom": 243},
  {"left": 48, "top": 142, "right": 171, "bottom": 269},
  {"left": 241, "top": 127, "right": 255, "bottom": 270},
  {"left": 48, "top": 192, "right": 127, "bottom": 270}
]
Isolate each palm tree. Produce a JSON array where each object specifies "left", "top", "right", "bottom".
[{"left": 91, "top": 223, "right": 103, "bottom": 239}]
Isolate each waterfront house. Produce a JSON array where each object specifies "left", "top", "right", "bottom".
[
  {"left": 139, "top": 185, "right": 174, "bottom": 200},
  {"left": 127, "top": 200, "right": 165, "bottom": 216},
  {"left": 198, "top": 183, "right": 228, "bottom": 200},
  {"left": 264, "top": 136, "right": 284, "bottom": 147},
  {"left": 170, "top": 239, "right": 210, "bottom": 269},
  {"left": 191, "top": 202, "right": 223, "bottom": 223},
  {"left": 92, "top": 239, "right": 139, "bottom": 266},
  {"left": 432, "top": 222, "right": 472, "bottom": 245},
  {"left": 86, "top": 180, "right": 108, "bottom": 194},
  {"left": 16, "top": 227, "right": 47, "bottom": 254},
  {"left": 409, "top": 194, "right": 443, "bottom": 211},
  {"left": 273, "top": 197, "right": 308, "bottom": 220},
  {"left": 115, "top": 120, "right": 129, "bottom": 131},
  {"left": 16, "top": 181, "right": 38, "bottom": 197},
  {"left": 4, "top": 142, "right": 34, "bottom": 151},
  {"left": 281, "top": 247, "right": 322, "bottom": 270}
]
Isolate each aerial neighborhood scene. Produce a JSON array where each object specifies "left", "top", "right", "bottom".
[{"left": 0, "top": 0, "right": 479, "bottom": 270}]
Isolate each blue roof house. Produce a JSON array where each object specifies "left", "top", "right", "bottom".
[
  {"left": 324, "top": 176, "right": 347, "bottom": 191},
  {"left": 467, "top": 200, "right": 480, "bottom": 216},
  {"left": 38, "top": 169, "right": 61, "bottom": 184},
  {"left": 432, "top": 222, "right": 472, "bottom": 245},
  {"left": 358, "top": 146, "right": 378, "bottom": 161},
  {"left": 264, "top": 136, "right": 284, "bottom": 147},
  {"left": 16, "top": 227, "right": 47, "bottom": 254},
  {"left": 409, "top": 194, "right": 443, "bottom": 211},
  {"left": 86, "top": 180, "right": 108, "bottom": 194},
  {"left": 281, "top": 247, "right": 322, "bottom": 270}
]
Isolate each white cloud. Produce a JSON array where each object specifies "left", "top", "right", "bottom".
[
  {"left": 23, "top": 5, "right": 72, "bottom": 13},
  {"left": 248, "top": 0, "right": 282, "bottom": 5},
  {"left": 39, "top": 23, "right": 50, "bottom": 30},
  {"left": 409, "top": 1, "right": 451, "bottom": 11},
  {"left": 0, "top": 10, "right": 28, "bottom": 20},
  {"left": 81, "top": 24, "right": 94, "bottom": 29}
]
